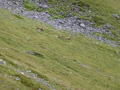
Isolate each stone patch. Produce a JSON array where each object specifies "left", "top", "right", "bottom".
[{"left": 0, "top": 59, "right": 6, "bottom": 65}]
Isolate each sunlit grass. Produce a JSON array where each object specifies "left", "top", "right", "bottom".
[{"left": 0, "top": 8, "right": 120, "bottom": 90}]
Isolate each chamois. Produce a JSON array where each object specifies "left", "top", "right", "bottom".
[
  {"left": 58, "top": 35, "right": 65, "bottom": 39},
  {"left": 36, "top": 27, "right": 44, "bottom": 32},
  {"left": 58, "top": 35, "right": 72, "bottom": 40}
]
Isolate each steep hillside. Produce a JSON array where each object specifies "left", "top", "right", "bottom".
[
  {"left": 0, "top": 8, "right": 120, "bottom": 90},
  {"left": 22, "top": 0, "right": 120, "bottom": 45}
]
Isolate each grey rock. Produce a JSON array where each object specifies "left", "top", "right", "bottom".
[
  {"left": 116, "top": 51, "right": 120, "bottom": 54},
  {"left": 34, "top": 16, "right": 38, "bottom": 19},
  {"left": 80, "top": 23, "right": 85, "bottom": 28},
  {"left": 15, "top": 2, "right": 19, "bottom": 5},
  {"left": 112, "top": 14, "right": 120, "bottom": 19},
  {"left": 0, "top": 59, "right": 6, "bottom": 65},
  {"left": 16, "top": 88, "right": 19, "bottom": 90},
  {"left": 80, "top": 63, "right": 91, "bottom": 69},
  {"left": 39, "top": 4, "right": 48, "bottom": 9},
  {"left": 88, "top": 10, "right": 91, "bottom": 13},
  {"left": 32, "top": 73, "right": 37, "bottom": 77},
  {"left": 60, "top": 12, "right": 64, "bottom": 15},
  {"left": 26, "top": 70, "right": 31, "bottom": 73},
  {"left": 20, "top": 72, "right": 24, "bottom": 75},
  {"left": 16, "top": 77, "right": 20, "bottom": 81},
  {"left": 102, "top": 24, "right": 111, "bottom": 30}
]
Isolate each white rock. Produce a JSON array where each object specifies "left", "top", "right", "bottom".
[
  {"left": 16, "top": 88, "right": 19, "bottom": 90},
  {"left": 39, "top": 4, "right": 49, "bottom": 9},
  {"left": 16, "top": 77, "right": 20, "bottom": 81},
  {"left": 88, "top": 10, "right": 91, "bottom": 13},
  {"left": 3, "top": 61, "right": 6, "bottom": 64},
  {"left": 26, "top": 70, "right": 31, "bottom": 73},
  {"left": 20, "top": 72, "right": 24, "bottom": 75},
  {"left": 116, "top": 51, "right": 119, "bottom": 54},
  {"left": 34, "top": 16, "right": 38, "bottom": 19},
  {"left": 96, "top": 42, "right": 99, "bottom": 44},
  {"left": 15, "top": 2, "right": 19, "bottom": 5},
  {"left": 80, "top": 23, "right": 85, "bottom": 27},
  {"left": 0, "top": 59, "right": 3, "bottom": 62},
  {"left": 0, "top": 59, "right": 6, "bottom": 65},
  {"left": 112, "top": 14, "right": 120, "bottom": 19}
]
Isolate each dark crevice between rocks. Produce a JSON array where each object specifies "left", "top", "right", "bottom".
[{"left": 27, "top": 52, "right": 44, "bottom": 58}]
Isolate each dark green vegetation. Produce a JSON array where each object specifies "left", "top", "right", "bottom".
[
  {"left": 22, "top": 0, "right": 43, "bottom": 12},
  {"left": 0, "top": 8, "right": 120, "bottom": 89}
]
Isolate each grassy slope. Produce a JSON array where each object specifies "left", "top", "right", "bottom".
[{"left": 0, "top": 8, "right": 120, "bottom": 90}]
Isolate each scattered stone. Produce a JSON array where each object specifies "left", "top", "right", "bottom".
[
  {"left": 20, "top": 72, "right": 24, "bottom": 75},
  {"left": 9, "top": 66, "right": 13, "bottom": 69},
  {"left": 95, "top": 42, "right": 99, "bottom": 44},
  {"left": 0, "top": 59, "right": 6, "bottom": 65},
  {"left": 60, "top": 12, "right": 64, "bottom": 15},
  {"left": 80, "top": 23, "right": 86, "bottom": 28},
  {"left": 15, "top": 2, "right": 19, "bottom": 5},
  {"left": 102, "top": 24, "right": 111, "bottom": 30},
  {"left": 80, "top": 63, "right": 91, "bottom": 69},
  {"left": 27, "top": 52, "right": 36, "bottom": 55},
  {"left": 34, "top": 16, "right": 38, "bottom": 19},
  {"left": 16, "top": 88, "right": 19, "bottom": 90},
  {"left": 116, "top": 51, "right": 120, "bottom": 54},
  {"left": 5, "top": 48, "right": 8, "bottom": 49},
  {"left": 10, "top": 76, "right": 13, "bottom": 78},
  {"left": 16, "top": 77, "right": 20, "bottom": 81},
  {"left": 26, "top": 70, "right": 31, "bottom": 73},
  {"left": 112, "top": 14, "right": 120, "bottom": 19},
  {"left": 39, "top": 4, "right": 49, "bottom": 9},
  {"left": 32, "top": 73, "right": 37, "bottom": 77},
  {"left": 88, "top": 10, "right": 91, "bottom": 13}
]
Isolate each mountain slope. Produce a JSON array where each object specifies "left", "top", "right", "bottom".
[
  {"left": 0, "top": 8, "right": 120, "bottom": 90},
  {"left": 22, "top": 0, "right": 120, "bottom": 45}
]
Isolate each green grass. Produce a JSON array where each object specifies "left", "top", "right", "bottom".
[
  {"left": 22, "top": 0, "right": 43, "bottom": 11},
  {"left": 13, "top": 14, "right": 24, "bottom": 19},
  {"left": 22, "top": 0, "right": 36, "bottom": 10},
  {"left": 0, "top": 8, "right": 120, "bottom": 90}
]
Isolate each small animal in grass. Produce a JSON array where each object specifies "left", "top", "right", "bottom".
[
  {"left": 58, "top": 35, "right": 72, "bottom": 40},
  {"left": 58, "top": 35, "right": 65, "bottom": 39},
  {"left": 36, "top": 27, "right": 44, "bottom": 32}
]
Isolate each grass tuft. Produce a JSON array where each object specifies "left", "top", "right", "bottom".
[{"left": 13, "top": 14, "right": 24, "bottom": 19}]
